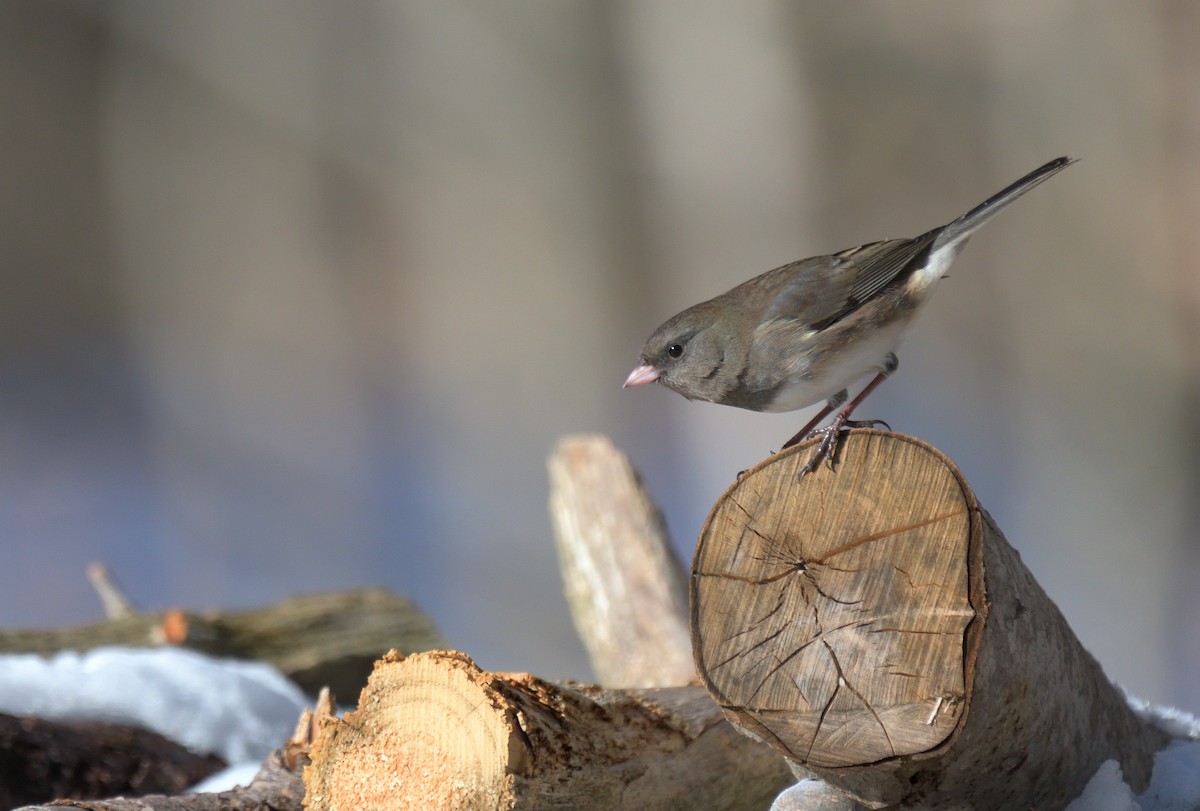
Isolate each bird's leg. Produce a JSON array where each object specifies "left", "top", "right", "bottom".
[
  {"left": 792, "top": 353, "right": 898, "bottom": 475},
  {"left": 781, "top": 390, "right": 847, "bottom": 450},
  {"left": 745, "top": 398, "right": 848, "bottom": 481}
]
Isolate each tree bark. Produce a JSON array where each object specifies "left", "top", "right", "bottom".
[
  {"left": 691, "top": 429, "right": 1172, "bottom": 810},
  {"left": 547, "top": 435, "right": 694, "bottom": 688},
  {"left": 0, "top": 589, "right": 446, "bottom": 699},
  {"left": 304, "top": 649, "right": 793, "bottom": 811},
  {"left": 0, "top": 713, "right": 224, "bottom": 809},
  {"left": 12, "top": 750, "right": 305, "bottom": 811}
]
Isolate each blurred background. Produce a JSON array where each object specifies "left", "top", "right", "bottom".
[{"left": 2, "top": 1, "right": 1198, "bottom": 710}]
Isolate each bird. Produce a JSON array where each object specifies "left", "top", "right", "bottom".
[{"left": 623, "top": 156, "right": 1076, "bottom": 474}]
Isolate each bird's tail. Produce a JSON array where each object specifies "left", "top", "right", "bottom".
[{"left": 932, "top": 156, "right": 1076, "bottom": 252}]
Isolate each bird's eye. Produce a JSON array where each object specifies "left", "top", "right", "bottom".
[{"left": 667, "top": 343, "right": 684, "bottom": 359}]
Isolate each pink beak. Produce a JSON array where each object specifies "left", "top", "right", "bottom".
[{"left": 623, "top": 363, "right": 661, "bottom": 388}]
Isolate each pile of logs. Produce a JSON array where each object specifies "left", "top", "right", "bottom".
[{"left": 6, "top": 431, "right": 1186, "bottom": 809}]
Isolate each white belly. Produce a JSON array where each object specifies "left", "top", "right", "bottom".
[{"left": 761, "top": 318, "right": 908, "bottom": 413}]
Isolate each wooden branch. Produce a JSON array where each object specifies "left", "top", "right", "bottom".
[
  {"left": 0, "top": 713, "right": 224, "bottom": 809},
  {"left": 691, "top": 429, "right": 1171, "bottom": 810},
  {"left": 13, "top": 750, "right": 305, "bottom": 811},
  {"left": 86, "top": 563, "right": 136, "bottom": 620},
  {"left": 548, "top": 435, "right": 694, "bottom": 687},
  {"left": 0, "top": 589, "right": 447, "bottom": 699},
  {"left": 304, "top": 649, "right": 794, "bottom": 810}
]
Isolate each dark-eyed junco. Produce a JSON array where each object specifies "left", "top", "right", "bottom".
[{"left": 624, "top": 156, "right": 1075, "bottom": 473}]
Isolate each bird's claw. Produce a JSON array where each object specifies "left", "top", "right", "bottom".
[
  {"left": 795, "top": 418, "right": 888, "bottom": 477},
  {"left": 798, "top": 424, "right": 842, "bottom": 476}
]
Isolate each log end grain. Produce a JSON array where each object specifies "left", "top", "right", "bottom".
[{"left": 692, "top": 430, "right": 977, "bottom": 769}]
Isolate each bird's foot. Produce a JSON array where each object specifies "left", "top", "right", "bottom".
[
  {"left": 798, "top": 424, "right": 842, "bottom": 476},
  {"left": 796, "top": 417, "right": 889, "bottom": 476}
]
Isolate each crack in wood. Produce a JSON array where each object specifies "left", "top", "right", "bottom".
[
  {"left": 891, "top": 563, "right": 948, "bottom": 591},
  {"left": 806, "top": 671, "right": 838, "bottom": 762},
  {"left": 815, "top": 507, "right": 966, "bottom": 563},
  {"left": 802, "top": 568, "right": 865, "bottom": 606},
  {"left": 722, "top": 585, "right": 787, "bottom": 643},
  {"left": 712, "top": 622, "right": 787, "bottom": 673},
  {"left": 742, "top": 618, "right": 870, "bottom": 707},
  {"left": 821, "top": 640, "right": 896, "bottom": 759},
  {"left": 870, "top": 628, "right": 960, "bottom": 636}
]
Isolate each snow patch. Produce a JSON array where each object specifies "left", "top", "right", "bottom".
[{"left": 0, "top": 647, "right": 307, "bottom": 764}]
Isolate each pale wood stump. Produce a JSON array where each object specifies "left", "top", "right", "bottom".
[
  {"left": 303, "top": 649, "right": 793, "bottom": 810},
  {"left": 547, "top": 435, "right": 694, "bottom": 688},
  {"left": 691, "top": 429, "right": 1170, "bottom": 809}
]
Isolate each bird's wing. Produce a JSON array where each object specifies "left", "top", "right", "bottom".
[{"left": 763, "top": 232, "right": 937, "bottom": 329}]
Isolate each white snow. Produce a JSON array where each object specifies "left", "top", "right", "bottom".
[
  {"left": 1130, "top": 693, "right": 1200, "bottom": 740},
  {"left": 0, "top": 647, "right": 307, "bottom": 766},
  {"left": 1136, "top": 741, "right": 1200, "bottom": 811},
  {"left": 1065, "top": 760, "right": 1140, "bottom": 811},
  {"left": 770, "top": 778, "right": 856, "bottom": 810},
  {"left": 188, "top": 761, "right": 265, "bottom": 794},
  {"left": 1066, "top": 740, "right": 1200, "bottom": 811}
]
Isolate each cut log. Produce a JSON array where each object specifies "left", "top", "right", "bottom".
[
  {"left": 303, "top": 649, "right": 793, "bottom": 810},
  {"left": 0, "top": 712, "right": 224, "bottom": 808},
  {"left": 548, "top": 435, "right": 694, "bottom": 687},
  {"left": 691, "top": 429, "right": 1171, "bottom": 810},
  {"left": 0, "top": 589, "right": 446, "bottom": 699}
]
